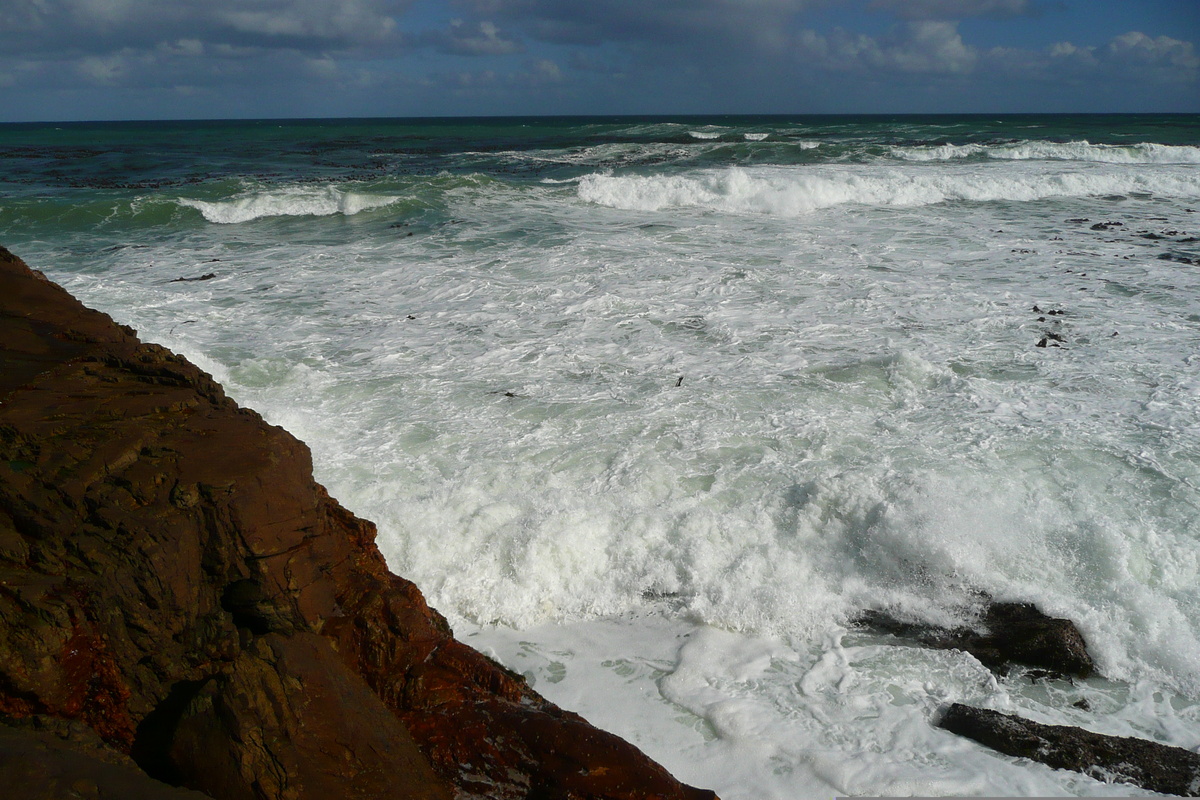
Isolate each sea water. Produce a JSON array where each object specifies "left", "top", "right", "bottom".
[{"left": 2, "top": 114, "right": 1199, "bottom": 797}]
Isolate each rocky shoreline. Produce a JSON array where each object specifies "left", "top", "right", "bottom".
[{"left": 0, "top": 246, "right": 716, "bottom": 800}]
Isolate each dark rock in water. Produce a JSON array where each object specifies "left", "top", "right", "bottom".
[
  {"left": 856, "top": 600, "right": 1095, "bottom": 678},
  {"left": 168, "top": 273, "right": 216, "bottom": 283},
  {"left": 1066, "top": 218, "right": 1089, "bottom": 223},
  {"left": 1036, "top": 337, "right": 1048, "bottom": 348},
  {"left": 1159, "top": 253, "right": 1199, "bottom": 265},
  {"left": 938, "top": 703, "right": 1200, "bottom": 796},
  {"left": 1090, "top": 222, "right": 1123, "bottom": 231}
]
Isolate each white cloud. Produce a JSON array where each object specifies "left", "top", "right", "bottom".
[
  {"left": 428, "top": 19, "right": 522, "bottom": 56},
  {"left": 1106, "top": 31, "right": 1199, "bottom": 72},
  {"left": 305, "top": 54, "right": 339, "bottom": 77},
  {"left": 77, "top": 52, "right": 130, "bottom": 84},
  {"left": 157, "top": 39, "right": 205, "bottom": 57},
  {"left": 798, "top": 21, "right": 978, "bottom": 75},
  {"left": 532, "top": 58, "right": 562, "bottom": 82},
  {"left": 885, "top": 21, "right": 977, "bottom": 73},
  {"left": 1033, "top": 31, "right": 1199, "bottom": 84},
  {"left": 1046, "top": 40, "right": 1097, "bottom": 68}
]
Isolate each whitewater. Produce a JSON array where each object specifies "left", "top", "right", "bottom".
[{"left": 2, "top": 114, "right": 1199, "bottom": 797}]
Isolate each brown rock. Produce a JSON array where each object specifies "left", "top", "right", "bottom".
[
  {"left": 0, "top": 721, "right": 211, "bottom": 800},
  {"left": 164, "top": 633, "right": 448, "bottom": 800},
  {"left": 0, "top": 245, "right": 717, "bottom": 800},
  {"left": 939, "top": 703, "right": 1200, "bottom": 796}
]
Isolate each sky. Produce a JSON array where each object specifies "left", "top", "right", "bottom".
[{"left": 0, "top": 0, "right": 1197, "bottom": 121}]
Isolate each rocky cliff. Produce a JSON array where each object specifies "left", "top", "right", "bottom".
[{"left": 0, "top": 246, "right": 717, "bottom": 800}]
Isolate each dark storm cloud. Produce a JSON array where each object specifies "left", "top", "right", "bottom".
[
  {"left": 2, "top": 0, "right": 412, "bottom": 55},
  {"left": 459, "top": 0, "right": 818, "bottom": 47},
  {"left": 867, "top": 0, "right": 1035, "bottom": 20}
]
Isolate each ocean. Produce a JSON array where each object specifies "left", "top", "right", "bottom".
[{"left": 2, "top": 114, "right": 1199, "bottom": 797}]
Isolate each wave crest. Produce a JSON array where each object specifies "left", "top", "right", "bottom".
[
  {"left": 180, "top": 185, "right": 400, "bottom": 224},
  {"left": 578, "top": 164, "right": 1200, "bottom": 215},
  {"left": 892, "top": 140, "right": 1200, "bottom": 165}
]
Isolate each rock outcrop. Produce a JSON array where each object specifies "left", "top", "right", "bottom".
[
  {"left": 0, "top": 246, "right": 717, "bottom": 800},
  {"left": 939, "top": 703, "right": 1200, "bottom": 796},
  {"left": 856, "top": 599, "right": 1095, "bottom": 678}
]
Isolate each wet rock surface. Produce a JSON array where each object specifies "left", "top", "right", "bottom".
[
  {"left": 0, "top": 246, "right": 717, "bottom": 800},
  {"left": 855, "top": 599, "right": 1095, "bottom": 678},
  {"left": 938, "top": 703, "right": 1200, "bottom": 796}
]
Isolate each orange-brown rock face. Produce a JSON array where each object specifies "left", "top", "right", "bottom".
[{"left": 0, "top": 246, "right": 718, "bottom": 800}]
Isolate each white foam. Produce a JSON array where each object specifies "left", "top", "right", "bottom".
[
  {"left": 62, "top": 139, "right": 1200, "bottom": 799},
  {"left": 689, "top": 130, "right": 722, "bottom": 140},
  {"left": 179, "top": 185, "right": 399, "bottom": 224},
  {"left": 743, "top": 133, "right": 769, "bottom": 142},
  {"left": 892, "top": 139, "right": 1200, "bottom": 164},
  {"left": 462, "top": 612, "right": 1180, "bottom": 798},
  {"left": 578, "top": 163, "right": 1200, "bottom": 215}
]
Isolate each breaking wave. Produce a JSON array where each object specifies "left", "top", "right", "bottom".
[
  {"left": 578, "top": 163, "right": 1200, "bottom": 215},
  {"left": 179, "top": 185, "right": 401, "bottom": 224},
  {"left": 892, "top": 140, "right": 1200, "bottom": 164}
]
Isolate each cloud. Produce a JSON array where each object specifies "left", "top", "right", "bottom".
[
  {"left": 461, "top": 0, "right": 817, "bottom": 47},
  {"left": 424, "top": 19, "right": 523, "bottom": 55},
  {"left": 530, "top": 58, "right": 562, "bottom": 82},
  {"left": 868, "top": 0, "right": 1034, "bottom": 20},
  {"left": 0, "top": 0, "right": 52, "bottom": 31},
  {"left": 1105, "top": 31, "right": 1199, "bottom": 73},
  {"left": 156, "top": 39, "right": 206, "bottom": 58},
  {"left": 797, "top": 21, "right": 979, "bottom": 75},
  {"left": 1031, "top": 31, "right": 1198, "bottom": 86},
  {"left": 4, "top": 0, "right": 412, "bottom": 54},
  {"left": 77, "top": 52, "right": 131, "bottom": 85}
]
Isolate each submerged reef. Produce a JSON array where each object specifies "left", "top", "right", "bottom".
[{"left": 0, "top": 246, "right": 717, "bottom": 800}]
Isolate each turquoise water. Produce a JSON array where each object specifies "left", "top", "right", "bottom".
[{"left": 4, "top": 114, "right": 1200, "bottom": 797}]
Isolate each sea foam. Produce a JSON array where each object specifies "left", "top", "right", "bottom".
[
  {"left": 891, "top": 140, "right": 1200, "bottom": 164},
  {"left": 578, "top": 163, "right": 1200, "bottom": 215}
]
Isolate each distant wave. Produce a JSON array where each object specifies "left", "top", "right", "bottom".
[
  {"left": 891, "top": 140, "right": 1200, "bottom": 165},
  {"left": 179, "top": 185, "right": 400, "bottom": 224},
  {"left": 578, "top": 164, "right": 1200, "bottom": 215}
]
